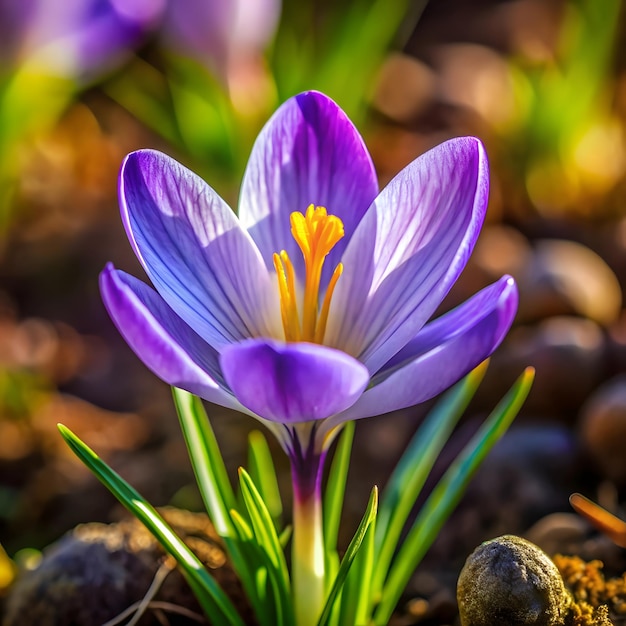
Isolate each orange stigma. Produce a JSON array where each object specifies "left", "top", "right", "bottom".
[{"left": 273, "top": 205, "right": 344, "bottom": 343}]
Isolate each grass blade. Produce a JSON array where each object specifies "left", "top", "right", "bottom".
[
  {"left": 172, "top": 388, "right": 236, "bottom": 537},
  {"left": 338, "top": 501, "right": 376, "bottom": 626},
  {"left": 372, "top": 362, "right": 488, "bottom": 597},
  {"left": 323, "top": 421, "right": 355, "bottom": 556},
  {"left": 57, "top": 424, "right": 245, "bottom": 626},
  {"left": 239, "top": 468, "right": 293, "bottom": 624},
  {"left": 317, "top": 487, "right": 378, "bottom": 626},
  {"left": 229, "top": 510, "right": 278, "bottom": 626},
  {"left": 173, "top": 389, "right": 275, "bottom": 624},
  {"left": 248, "top": 430, "right": 283, "bottom": 529},
  {"left": 373, "top": 367, "right": 534, "bottom": 625}
]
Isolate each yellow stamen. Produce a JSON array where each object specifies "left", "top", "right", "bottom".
[
  {"left": 273, "top": 251, "right": 300, "bottom": 341},
  {"left": 274, "top": 204, "right": 344, "bottom": 343},
  {"left": 315, "top": 263, "right": 342, "bottom": 344}
]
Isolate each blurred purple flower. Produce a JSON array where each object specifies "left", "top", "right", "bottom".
[
  {"left": 161, "top": 0, "right": 281, "bottom": 77},
  {"left": 100, "top": 90, "right": 517, "bottom": 456},
  {"left": 0, "top": 0, "right": 164, "bottom": 81}
]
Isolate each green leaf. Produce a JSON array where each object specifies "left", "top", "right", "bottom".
[
  {"left": 310, "top": 0, "right": 428, "bottom": 124},
  {"left": 172, "top": 388, "right": 236, "bottom": 537},
  {"left": 239, "top": 468, "right": 293, "bottom": 624},
  {"left": 57, "top": 424, "right": 245, "bottom": 626},
  {"left": 238, "top": 469, "right": 290, "bottom": 584},
  {"left": 173, "top": 389, "right": 269, "bottom": 623},
  {"left": 323, "top": 421, "right": 355, "bottom": 557},
  {"left": 338, "top": 500, "right": 377, "bottom": 626},
  {"left": 272, "top": 0, "right": 428, "bottom": 125},
  {"left": 373, "top": 367, "right": 535, "bottom": 625},
  {"left": 229, "top": 509, "right": 277, "bottom": 626},
  {"left": 278, "top": 525, "right": 293, "bottom": 549},
  {"left": 317, "top": 487, "right": 378, "bottom": 626},
  {"left": 230, "top": 509, "right": 254, "bottom": 541},
  {"left": 103, "top": 58, "right": 181, "bottom": 147},
  {"left": 372, "top": 362, "right": 488, "bottom": 598},
  {"left": 248, "top": 430, "right": 283, "bottom": 529}
]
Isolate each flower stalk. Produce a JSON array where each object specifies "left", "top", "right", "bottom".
[{"left": 290, "top": 434, "right": 327, "bottom": 626}]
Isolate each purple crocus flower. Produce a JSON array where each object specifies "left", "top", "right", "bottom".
[
  {"left": 161, "top": 0, "right": 281, "bottom": 77},
  {"left": 0, "top": 0, "right": 164, "bottom": 81},
  {"left": 100, "top": 90, "right": 517, "bottom": 623}
]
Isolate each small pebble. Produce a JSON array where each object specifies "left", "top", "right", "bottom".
[
  {"left": 373, "top": 53, "right": 436, "bottom": 122},
  {"left": 492, "top": 316, "right": 606, "bottom": 416},
  {"left": 519, "top": 239, "right": 622, "bottom": 326},
  {"left": 457, "top": 534, "right": 572, "bottom": 626},
  {"left": 579, "top": 375, "right": 626, "bottom": 485},
  {"left": 3, "top": 508, "right": 250, "bottom": 626},
  {"left": 525, "top": 512, "right": 589, "bottom": 557}
]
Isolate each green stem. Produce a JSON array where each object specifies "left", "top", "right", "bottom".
[{"left": 290, "top": 437, "right": 327, "bottom": 626}]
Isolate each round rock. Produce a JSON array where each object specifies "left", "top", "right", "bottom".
[
  {"left": 457, "top": 534, "right": 571, "bottom": 626},
  {"left": 579, "top": 375, "right": 626, "bottom": 485}
]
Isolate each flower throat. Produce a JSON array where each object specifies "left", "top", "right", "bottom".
[{"left": 273, "top": 205, "right": 344, "bottom": 343}]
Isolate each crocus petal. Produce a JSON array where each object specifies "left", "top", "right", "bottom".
[
  {"left": 100, "top": 263, "right": 244, "bottom": 411},
  {"left": 325, "top": 137, "right": 489, "bottom": 373},
  {"left": 220, "top": 338, "right": 369, "bottom": 424},
  {"left": 238, "top": 91, "right": 379, "bottom": 289},
  {"left": 162, "top": 0, "right": 280, "bottom": 74},
  {"left": 325, "top": 275, "right": 518, "bottom": 428},
  {"left": 14, "top": 0, "right": 162, "bottom": 81},
  {"left": 120, "top": 149, "right": 280, "bottom": 350},
  {"left": 161, "top": 0, "right": 232, "bottom": 73}
]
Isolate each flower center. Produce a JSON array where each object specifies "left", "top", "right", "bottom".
[{"left": 273, "top": 205, "right": 344, "bottom": 343}]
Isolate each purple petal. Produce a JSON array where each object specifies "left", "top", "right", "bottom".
[
  {"left": 238, "top": 91, "right": 379, "bottom": 290},
  {"left": 9, "top": 0, "right": 162, "bottom": 80},
  {"left": 100, "top": 263, "right": 244, "bottom": 410},
  {"left": 220, "top": 338, "right": 369, "bottom": 424},
  {"left": 120, "top": 149, "right": 280, "bottom": 350},
  {"left": 162, "top": 0, "right": 280, "bottom": 74},
  {"left": 161, "top": 0, "right": 232, "bottom": 73},
  {"left": 73, "top": 1, "right": 163, "bottom": 80},
  {"left": 325, "top": 276, "right": 518, "bottom": 426},
  {"left": 325, "top": 137, "right": 489, "bottom": 373}
]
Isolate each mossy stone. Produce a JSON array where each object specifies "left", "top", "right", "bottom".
[{"left": 457, "top": 534, "right": 572, "bottom": 626}]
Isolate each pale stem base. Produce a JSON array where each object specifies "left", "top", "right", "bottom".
[{"left": 293, "top": 492, "right": 325, "bottom": 626}]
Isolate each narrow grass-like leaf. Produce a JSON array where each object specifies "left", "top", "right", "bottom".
[
  {"left": 338, "top": 502, "right": 376, "bottom": 626},
  {"left": 255, "top": 567, "right": 270, "bottom": 612},
  {"left": 104, "top": 59, "right": 181, "bottom": 146},
  {"left": 239, "top": 468, "right": 293, "bottom": 624},
  {"left": 323, "top": 552, "right": 341, "bottom": 626},
  {"left": 278, "top": 525, "right": 292, "bottom": 549},
  {"left": 229, "top": 510, "right": 277, "bottom": 626},
  {"left": 323, "top": 421, "right": 355, "bottom": 556},
  {"left": 372, "top": 362, "right": 488, "bottom": 598},
  {"left": 317, "top": 487, "right": 378, "bottom": 626},
  {"left": 248, "top": 430, "right": 283, "bottom": 529},
  {"left": 239, "top": 469, "right": 290, "bottom": 587},
  {"left": 172, "top": 389, "right": 274, "bottom": 626},
  {"left": 230, "top": 509, "right": 254, "bottom": 541},
  {"left": 373, "top": 367, "right": 535, "bottom": 625},
  {"left": 172, "top": 388, "right": 235, "bottom": 536},
  {"left": 57, "top": 424, "right": 245, "bottom": 626}
]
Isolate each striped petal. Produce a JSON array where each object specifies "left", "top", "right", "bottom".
[
  {"left": 324, "top": 276, "right": 518, "bottom": 427},
  {"left": 325, "top": 137, "right": 489, "bottom": 373},
  {"left": 238, "top": 91, "right": 378, "bottom": 291},
  {"left": 120, "top": 149, "right": 280, "bottom": 350},
  {"left": 100, "top": 263, "right": 243, "bottom": 410}
]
